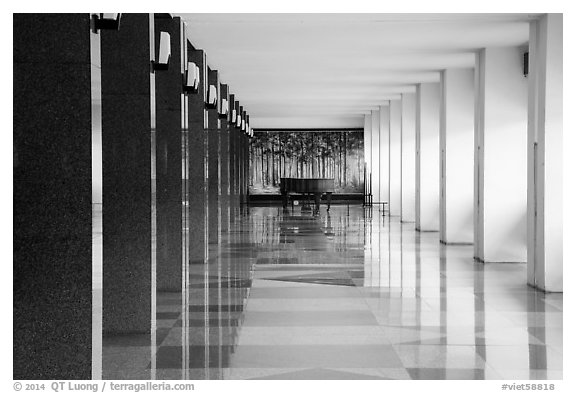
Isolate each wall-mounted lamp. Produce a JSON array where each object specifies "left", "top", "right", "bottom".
[
  {"left": 241, "top": 118, "right": 246, "bottom": 132},
  {"left": 92, "top": 13, "right": 121, "bottom": 33},
  {"left": 231, "top": 109, "right": 237, "bottom": 124},
  {"left": 206, "top": 85, "right": 218, "bottom": 109},
  {"left": 183, "top": 62, "right": 200, "bottom": 94},
  {"left": 152, "top": 31, "right": 171, "bottom": 71},
  {"left": 236, "top": 113, "right": 242, "bottom": 129},
  {"left": 219, "top": 98, "right": 229, "bottom": 119}
]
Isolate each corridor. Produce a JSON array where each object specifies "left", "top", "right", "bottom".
[{"left": 102, "top": 206, "right": 563, "bottom": 380}]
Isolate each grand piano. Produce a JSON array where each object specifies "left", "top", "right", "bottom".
[{"left": 280, "top": 177, "right": 335, "bottom": 212}]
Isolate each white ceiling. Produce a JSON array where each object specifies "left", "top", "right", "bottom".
[{"left": 176, "top": 13, "right": 538, "bottom": 129}]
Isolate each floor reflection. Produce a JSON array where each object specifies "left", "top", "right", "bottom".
[{"left": 102, "top": 205, "right": 562, "bottom": 380}]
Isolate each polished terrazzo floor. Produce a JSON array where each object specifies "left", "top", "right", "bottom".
[{"left": 102, "top": 205, "right": 563, "bottom": 380}]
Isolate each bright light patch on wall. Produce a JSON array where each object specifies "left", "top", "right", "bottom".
[
  {"left": 155, "top": 31, "right": 171, "bottom": 70},
  {"left": 219, "top": 98, "right": 228, "bottom": 116},
  {"left": 184, "top": 62, "right": 200, "bottom": 93},
  {"left": 207, "top": 85, "right": 217, "bottom": 107}
]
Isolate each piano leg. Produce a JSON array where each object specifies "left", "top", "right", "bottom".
[
  {"left": 326, "top": 192, "right": 332, "bottom": 211},
  {"left": 314, "top": 192, "right": 321, "bottom": 213}
]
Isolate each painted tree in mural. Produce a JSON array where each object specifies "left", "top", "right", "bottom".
[{"left": 249, "top": 131, "right": 364, "bottom": 194}]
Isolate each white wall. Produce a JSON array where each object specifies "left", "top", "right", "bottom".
[
  {"left": 527, "top": 14, "right": 563, "bottom": 291},
  {"left": 416, "top": 83, "right": 440, "bottom": 231},
  {"left": 474, "top": 47, "right": 527, "bottom": 263},
  {"left": 440, "top": 68, "right": 475, "bottom": 244},
  {"left": 401, "top": 93, "right": 416, "bottom": 222},
  {"left": 378, "top": 104, "right": 390, "bottom": 205},
  {"left": 371, "top": 110, "right": 380, "bottom": 203},
  {"left": 389, "top": 100, "right": 402, "bottom": 216}
]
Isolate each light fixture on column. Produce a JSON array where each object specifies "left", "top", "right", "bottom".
[
  {"left": 91, "top": 13, "right": 122, "bottom": 33},
  {"left": 231, "top": 107, "right": 237, "bottom": 125},
  {"left": 236, "top": 104, "right": 243, "bottom": 129},
  {"left": 206, "top": 85, "right": 218, "bottom": 109},
  {"left": 152, "top": 31, "right": 171, "bottom": 71},
  {"left": 219, "top": 98, "right": 229, "bottom": 119},
  {"left": 236, "top": 112, "right": 242, "bottom": 129},
  {"left": 183, "top": 62, "right": 200, "bottom": 94}
]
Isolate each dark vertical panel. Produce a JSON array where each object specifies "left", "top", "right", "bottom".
[
  {"left": 238, "top": 105, "right": 245, "bottom": 205},
  {"left": 207, "top": 69, "right": 220, "bottom": 244},
  {"left": 101, "top": 13, "right": 152, "bottom": 334},
  {"left": 186, "top": 43, "right": 210, "bottom": 379},
  {"left": 13, "top": 13, "right": 93, "bottom": 379},
  {"left": 154, "top": 14, "right": 183, "bottom": 292},
  {"left": 187, "top": 46, "right": 207, "bottom": 264},
  {"left": 219, "top": 84, "right": 230, "bottom": 232},
  {"left": 229, "top": 94, "right": 238, "bottom": 215},
  {"left": 243, "top": 112, "right": 249, "bottom": 205},
  {"left": 234, "top": 101, "right": 241, "bottom": 208}
]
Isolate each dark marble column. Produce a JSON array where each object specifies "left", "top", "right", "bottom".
[
  {"left": 187, "top": 46, "right": 207, "bottom": 264},
  {"left": 243, "top": 133, "right": 248, "bottom": 205},
  {"left": 229, "top": 95, "right": 239, "bottom": 216},
  {"left": 244, "top": 126, "right": 250, "bottom": 205},
  {"left": 101, "top": 13, "right": 154, "bottom": 334},
  {"left": 219, "top": 84, "right": 231, "bottom": 233},
  {"left": 154, "top": 14, "right": 184, "bottom": 292},
  {"left": 245, "top": 131, "right": 250, "bottom": 203},
  {"left": 246, "top": 113, "right": 251, "bottom": 205},
  {"left": 238, "top": 106, "right": 246, "bottom": 205},
  {"left": 13, "top": 13, "right": 92, "bottom": 379},
  {"left": 237, "top": 104, "right": 243, "bottom": 206},
  {"left": 207, "top": 69, "right": 220, "bottom": 244}
]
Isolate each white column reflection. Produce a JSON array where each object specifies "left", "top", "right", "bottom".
[
  {"left": 149, "top": 13, "right": 158, "bottom": 380},
  {"left": 90, "top": 19, "right": 103, "bottom": 380},
  {"left": 181, "top": 19, "right": 190, "bottom": 380}
]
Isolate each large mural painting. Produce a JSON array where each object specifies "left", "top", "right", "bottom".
[{"left": 249, "top": 130, "right": 365, "bottom": 194}]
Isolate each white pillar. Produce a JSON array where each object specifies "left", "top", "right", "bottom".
[
  {"left": 389, "top": 100, "right": 402, "bottom": 216},
  {"left": 416, "top": 82, "right": 440, "bottom": 232},
  {"left": 527, "top": 14, "right": 562, "bottom": 292},
  {"left": 401, "top": 93, "right": 416, "bottom": 222},
  {"left": 474, "top": 47, "right": 528, "bottom": 263},
  {"left": 371, "top": 110, "right": 380, "bottom": 203},
  {"left": 440, "top": 69, "right": 475, "bottom": 244},
  {"left": 378, "top": 104, "right": 390, "bottom": 205}
]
